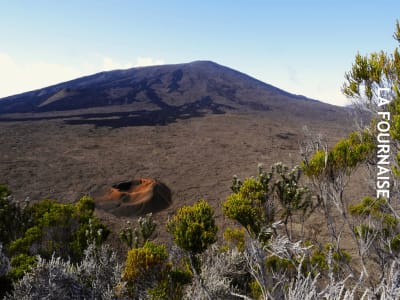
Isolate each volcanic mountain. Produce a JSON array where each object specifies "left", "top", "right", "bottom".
[
  {"left": 0, "top": 61, "right": 346, "bottom": 126},
  {"left": 0, "top": 60, "right": 356, "bottom": 242}
]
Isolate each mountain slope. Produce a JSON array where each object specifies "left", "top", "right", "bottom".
[{"left": 0, "top": 61, "right": 345, "bottom": 123}]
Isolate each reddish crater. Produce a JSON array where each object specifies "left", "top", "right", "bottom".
[{"left": 95, "top": 178, "right": 172, "bottom": 217}]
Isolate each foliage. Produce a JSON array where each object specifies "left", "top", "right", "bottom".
[
  {"left": 0, "top": 243, "right": 11, "bottom": 298},
  {"left": 302, "top": 130, "right": 375, "bottom": 179},
  {"left": 119, "top": 213, "right": 156, "bottom": 249},
  {"left": 342, "top": 20, "right": 400, "bottom": 176},
  {"left": 123, "top": 241, "right": 168, "bottom": 283},
  {"left": 298, "top": 20, "right": 400, "bottom": 289},
  {"left": 147, "top": 266, "right": 192, "bottom": 300},
  {"left": 273, "top": 163, "right": 314, "bottom": 237},
  {"left": 0, "top": 185, "right": 26, "bottom": 248},
  {"left": 182, "top": 246, "right": 247, "bottom": 299},
  {"left": 348, "top": 196, "right": 400, "bottom": 275},
  {"left": 342, "top": 20, "right": 400, "bottom": 109},
  {"left": 167, "top": 199, "right": 218, "bottom": 255},
  {"left": 307, "top": 243, "right": 351, "bottom": 275},
  {"left": 265, "top": 255, "right": 293, "bottom": 273},
  {"left": 349, "top": 196, "right": 397, "bottom": 232},
  {"left": 7, "top": 255, "right": 90, "bottom": 300},
  {"left": 78, "top": 242, "right": 124, "bottom": 299},
  {"left": 224, "top": 163, "right": 315, "bottom": 241},
  {"left": 223, "top": 189, "right": 261, "bottom": 236},
  {"left": 223, "top": 166, "right": 273, "bottom": 238},
  {"left": 122, "top": 241, "right": 169, "bottom": 298},
  {"left": 0, "top": 244, "right": 10, "bottom": 277},
  {"left": 9, "top": 196, "right": 109, "bottom": 262},
  {"left": 8, "top": 254, "right": 37, "bottom": 282},
  {"left": 248, "top": 280, "right": 262, "bottom": 300},
  {"left": 6, "top": 243, "right": 122, "bottom": 300},
  {"left": 223, "top": 227, "right": 246, "bottom": 252},
  {"left": 167, "top": 200, "right": 219, "bottom": 299}
]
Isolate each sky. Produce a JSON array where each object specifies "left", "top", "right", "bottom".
[{"left": 1, "top": 1, "right": 400, "bottom": 106}]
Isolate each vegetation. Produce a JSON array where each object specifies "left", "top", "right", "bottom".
[
  {"left": 167, "top": 199, "right": 218, "bottom": 255},
  {"left": 122, "top": 241, "right": 169, "bottom": 297},
  {"left": 120, "top": 213, "right": 157, "bottom": 249},
  {"left": 0, "top": 185, "right": 26, "bottom": 248}
]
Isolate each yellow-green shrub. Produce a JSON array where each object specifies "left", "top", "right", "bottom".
[{"left": 167, "top": 199, "right": 217, "bottom": 255}]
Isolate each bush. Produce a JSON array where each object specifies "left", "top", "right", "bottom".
[
  {"left": 9, "top": 196, "right": 109, "bottom": 263},
  {"left": 6, "top": 243, "right": 122, "bottom": 300},
  {"left": 0, "top": 243, "right": 11, "bottom": 298},
  {"left": 122, "top": 241, "right": 169, "bottom": 298},
  {"left": 167, "top": 199, "right": 217, "bottom": 255},
  {"left": 0, "top": 185, "right": 25, "bottom": 247},
  {"left": 119, "top": 213, "right": 156, "bottom": 249},
  {"left": 223, "top": 227, "right": 246, "bottom": 252},
  {"left": 8, "top": 254, "right": 37, "bottom": 282}
]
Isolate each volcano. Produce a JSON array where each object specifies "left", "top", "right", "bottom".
[{"left": 0, "top": 61, "right": 346, "bottom": 127}]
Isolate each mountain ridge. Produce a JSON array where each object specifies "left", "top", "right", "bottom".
[
  {"left": 0, "top": 60, "right": 317, "bottom": 102},
  {"left": 0, "top": 60, "right": 349, "bottom": 128}
]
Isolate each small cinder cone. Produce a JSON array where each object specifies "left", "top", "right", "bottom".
[{"left": 95, "top": 178, "right": 172, "bottom": 217}]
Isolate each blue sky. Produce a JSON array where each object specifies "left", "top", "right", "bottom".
[{"left": 1, "top": 1, "right": 399, "bottom": 106}]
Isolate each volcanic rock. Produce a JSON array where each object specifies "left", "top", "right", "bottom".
[{"left": 95, "top": 178, "right": 172, "bottom": 217}]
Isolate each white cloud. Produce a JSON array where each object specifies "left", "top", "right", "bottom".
[
  {"left": 101, "top": 56, "right": 134, "bottom": 71},
  {"left": 0, "top": 52, "right": 84, "bottom": 98},
  {"left": 134, "top": 57, "right": 165, "bottom": 67},
  {"left": 0, "top": 53, "right": 165, "bottom": 98},
  {"left": 101, "top": 56, "right": 165, "bottom": 70}
]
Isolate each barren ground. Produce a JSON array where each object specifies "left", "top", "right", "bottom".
[{"left": 0, "top": 110, "right": 362, "bottom": 249}]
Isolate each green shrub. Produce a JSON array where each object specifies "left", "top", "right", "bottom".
[
  {"left": 302, "top": 130, "right": 375, "bottom": 178},
  {"left": 122, "top": 241, "right": 172, "bottom": 297},
  {"left": 249, "top": 280, "right": 262, "bottom": 300},
  {"left": 265, "top": 255, "right": 293, "bottom": 273},
  {"left": 223, "top": 193, "right": 259, "bottom": 235},
  {"left": 223, "top": 227, "right": 246, "bottom": 252},
  {"left": 9, "top": 196, "right": 109, "bottom": 262},
  {"left": 8, "top": 254, "right": 37, "bottom": 281},
  {"left": 120, "top": 213, "right": 156, "bottom": 249},
  {"left": 306, "top": 243, "right": 351, "bottom": 275},
  {"left": 223, "top": 176, "right": 271, "bottom": 237},
  {"left": 147, "top": 266, "right": 192, "bottom": 300},
  {"left": 167, "top": 199, "right": 217, "bottom": 255},
  {"left": 123, "top": 241, "right": 168, "bottom": 282},
  {"left": 0, "top": 185, "right": 25, "bottom": 247}
]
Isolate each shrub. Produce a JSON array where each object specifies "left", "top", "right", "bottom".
[
  {"left": 9, "top": 196, "right": 109, "bottom": 262},
  {"left": 8, "top": 254, "right": 37, "bottom": 282},
  {"left": 0, "top": 243, "right": 11, "bottom": 298},
  {"left": 167, "top": 199, "right": 217, "bottom": 255},
  {"left": 223, "top": 227, "right": 246, "bottom": 252},
  {"left": 223, "top": 190, "right": 261, "bottom": 236},
  {"left": 6, "top": 242, "right": 122, "bottom": 300},
  {"left": 0, "top": 185, "right": 25, "bottom": 247},
  {"left": 119, "top": 213, "right": 156, "bottom": 249},
  {"left": 122, "top": 241, "right": 169, "bottom": 297}
]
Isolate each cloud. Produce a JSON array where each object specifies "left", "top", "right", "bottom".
[
  {"left": 100, "top": 56, "right": 164, "bottom": 71},
  {"left": 0, "top": 53, "right": 165, "bottom": 98},
  {"left": 0, "top": 52, "right": 84, "bottom": 98},
  {"left": 134, "top": 57, "right": 165, "bottom": 67},
  {"left": 101, "top": 57, "right": 134, "bottom": 71}
]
